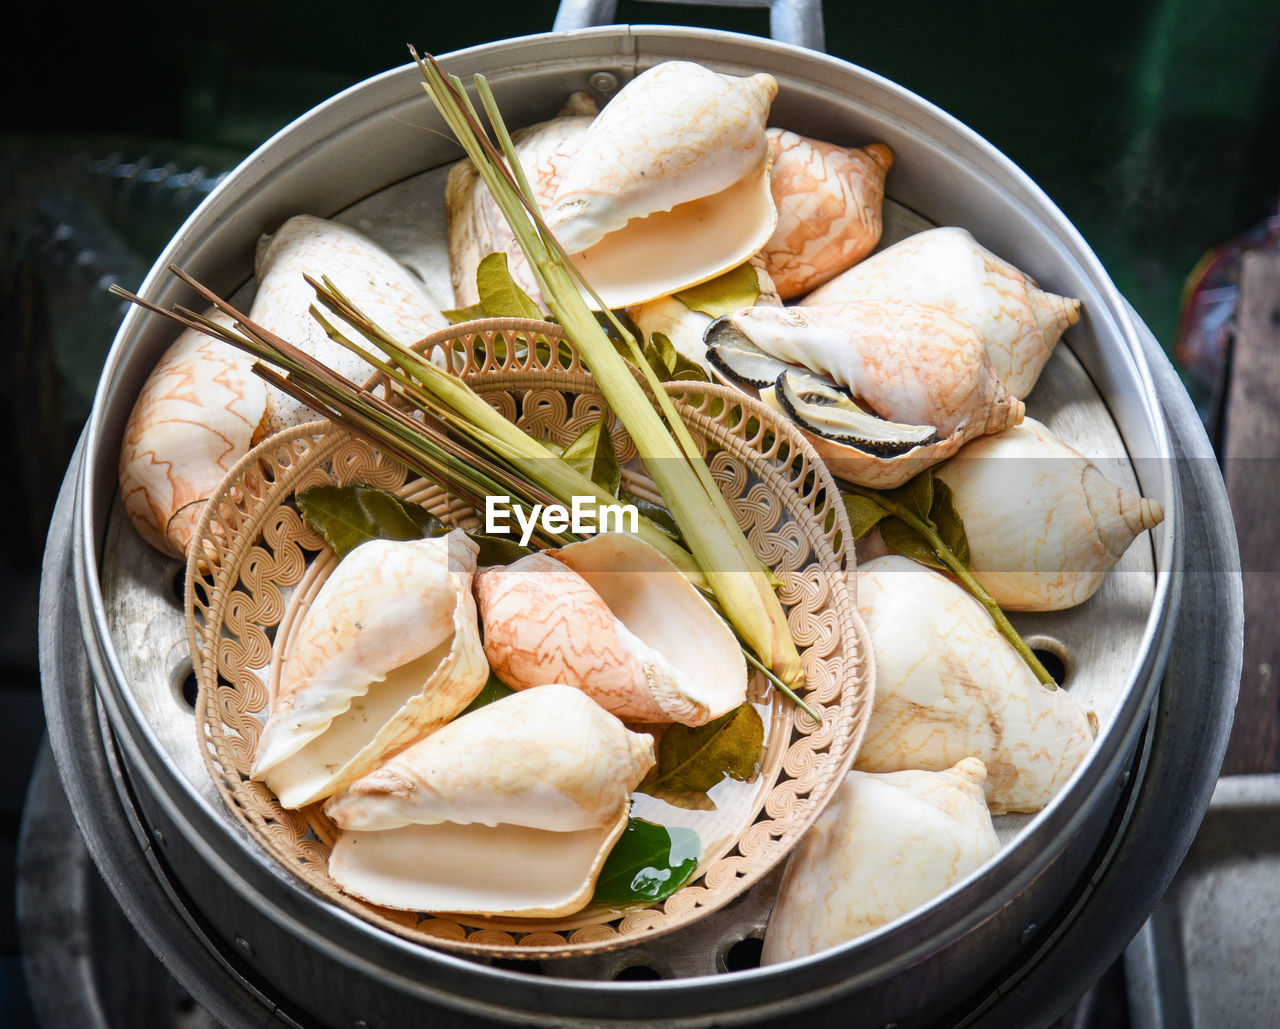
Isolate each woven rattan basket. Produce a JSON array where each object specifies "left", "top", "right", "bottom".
[{"left": 185, "top": 318, "right": 873, "bottom": 959}]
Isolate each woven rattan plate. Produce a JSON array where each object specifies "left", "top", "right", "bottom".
[{"left": 185, "top": 318, "right": 873, "bottom": 959}]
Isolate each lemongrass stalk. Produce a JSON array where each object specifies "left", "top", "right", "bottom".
[
  {"left": 415, "top": 52, "right": 802, "bottom": 687},
  {"left": 307, "top": 279, "right": 705, "bottom": 579}
]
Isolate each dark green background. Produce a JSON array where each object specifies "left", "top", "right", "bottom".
[{"left": 8, "top": 0, "right": 1278, "bottom": 350}]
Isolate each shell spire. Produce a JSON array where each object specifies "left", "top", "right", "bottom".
[
  {"left": 986, "top": 389, "right": 1025, "bottom": 434},
  {"left": 760, "top": 128, "right": 893, "bottom": 299}
]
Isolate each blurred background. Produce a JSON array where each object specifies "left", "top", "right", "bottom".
[{"left": 2, "top": 1, "right": 1278, "bottom": 1024}]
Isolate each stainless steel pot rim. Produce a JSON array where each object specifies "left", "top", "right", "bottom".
[{"left": 74, "top": 23, "right": 1179, "bottom": 1008}]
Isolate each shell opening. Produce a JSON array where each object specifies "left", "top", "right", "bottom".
[{"left": 261, "top": 637, "right": 454, "bottom": 808}]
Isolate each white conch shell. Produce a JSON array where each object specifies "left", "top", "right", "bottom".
[
  {"left": 544, "top": 61, "right": 778, "bottom": 310},
  {"left": 325, "top": 685, "right": 653, "bottom": 917},
  {"left": 325, "top": 685, "right": 654, "bottom": 832},
  {"left": 446, "top": 93, "right": 598, "bottom": 308},
  {"left": 803, "top": 227, "right": 1082, "bottom": 397},
  {"left": 475, "top": 533, "right": 747, "bottom": 725},
  {"left": 727, "top": 300, "right": 1024, "bottom": 487},
  {"left": 760, "top": 129, "right": 892, "bottom": 300},
  {"left": 934, "top": 417, "right": 1165, "bottom": 610},
  {"left": 252, "top": 214, "right": 448, "bottom": 430},
  {"left": 118, "top": 308, "right": 268, "bottom": 557},
  {"left": 627, "top": 257, "right": 781, "bottom": 374},
  {"left": 253, "top": 531, "right": 488, "bottom": 809},
  {"left": 761, "top": 759, "right": 999, "bottom": 963},
  {"left": 854, "top": 555, "right": 1095, "bottom": 814}
]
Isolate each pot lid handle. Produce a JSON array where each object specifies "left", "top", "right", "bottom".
[{"left": 553, "top": 0, "right": 826, "bottom": 54}]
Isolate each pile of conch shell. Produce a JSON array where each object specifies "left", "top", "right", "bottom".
[
  {"left": 854, "top": 555, "right": 1095, "bottom": 815},
  {"left": 248, "top": 529, "right": 746, "bottom": 917},
  {"left": 934, "top": 417, "right": 1165, "bottom": 611},
  {"left": 324, "top": 685, "right": 654, "bottom": 917},
  {"left": 475, "top": 533, "right": 747, "bottom": 725},
  {"left": 761, "top": 759, "right": 1000, "bottom": 962},
  {"left": 118, "top": 214, "right": 448, "bottom": 558}
]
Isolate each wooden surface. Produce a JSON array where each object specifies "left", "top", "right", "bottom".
[{"left": 1221, "top": 249, "right": 1280, "bottom": 774}]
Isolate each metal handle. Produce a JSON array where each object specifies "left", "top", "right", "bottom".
[{"left": 553, "top": 0, "right": 826, "bottom": 53}]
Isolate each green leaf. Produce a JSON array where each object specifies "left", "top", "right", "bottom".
[
  {"left": 297, "top": 484, "right": 445, "bottom": 558},
  {"left": 442, "top": 302, "right": 486, "bottom": 324},
  {"left": 591, "top": 818, "right": 700, "bottom": 907},
  {"left": 467, "top": 532, "right": 534, "bottom": 567},
  {"left": 619, "top": 489, "right": 682, "bottom": 542},
  {"left": 929, "top": 478, "right": 971, "bottom": 568},
  {"left": 643, "top": 704, "right": 764, "bottom": 794},
  {"left": 642, "top": 331, "right": 678, "bottom": 379},
  {"left": 673, "top": 263, "right": 760, "bottom": 319},
  {"left": 667, "top": 348, "right": 712, "bottom": 383},
  {"left": 880, "top": 516, "right": 946, "bottom": 571},
  {"left": 842, "top": 492, "right": 890, "bottom": 540},
  {"left": 560, "top": 414, "right": 622, "bottom": 497},
  {"left": 476, "top": 251, "right": 543, "bottom": 320},
  {"left": 887, "top": 469, "right": 935, "bottom": 522},
  {"left": 458, "top": 670, "right": 516, "bottom": 716}
]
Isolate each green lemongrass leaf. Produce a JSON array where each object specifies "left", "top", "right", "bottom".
[
  {"left": 476, "top": 251, "right": 543, "bottom": 319},
  {"left": 619, "top": 489, "right": 682, "bottom": 541},
  {"left": 443, "top": 302, "right": 486, "bottom": 324},
  {"left": 459, "top": 670, "right": 517, "bottom": 716},
  {"left": 591, "top": 819, "right": 700, "bottom": 906},
  {"left": 542, "top": 440, "right": 566, "bottom": 458},
  {"left": 929, "top": 478, "right": 971, "bottom": 568},
  {"left": 469, "top": 532, "right": 534, "bottom": 567},
  {"left": 879, "top": 515, "right": 946, "bottom": 571},
  {"left": 297, "top": 484, "right": 445, "bottom": 557},
  {"left": 674, "top": 263, "right": 760, "bottom": 318},
  {"left": 417, "top": 52, "right": 803, "bottom": 692},
  {"left": 560, "top": 414, "right": 622, "bottom": 496},
  {"left": 642, "top": 704, "right": 764, "bottom": 795},
  {"left": 843, "top": 492, "right": 890, "bottom": 540}
]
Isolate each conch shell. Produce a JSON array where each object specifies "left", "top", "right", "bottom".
[
  {"left": 324, "top": 685, "right": 655, "bottom": 917},
  {"left": 724, "top": 300, "right": 1024, "bottom": 487},
  {"left": 446, "top": 93, "right": 598, "bottom": 308},
  {"left": 627, "top": 256, "right": 782, "bottom": 374},
  {"left": 252, "top": 531, "right": 488, "bottom": 809},
  {"left": 544, "top": 61, "right": 778, "bottom": 310},
  {"left": 854, "top": 555, "right": 1095, "bottom": 814},
  {"left": 118, "top": 308, "right": 267, "bottom": 557},
  {"left": 934, "top": 417, "right": 1165, "bottom": 610},
  {"left": 475, "top": 533, "right": 746, "bottom": 725},
  {"left": 118, "top": 215, "right": 448, "bottom": 558},
  {"left": 803, "top": 227, "right": 1081, "bottom": 398},
  {"left": 761, "top": 759, "right": 999, "bottom": 963},
  {"left": 760, "top": 128, "right": 892, "bottom": 300},
  {"left": 252, "top": 214, "right": 448, "bottom": 430}
]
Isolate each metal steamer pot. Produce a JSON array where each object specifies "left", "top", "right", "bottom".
[{"left": 42, "top": 24, "right": 1242, "bottom": 1029}]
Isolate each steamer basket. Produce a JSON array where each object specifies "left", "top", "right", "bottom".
[{"left": 46, "top": 23, "right": 1241, "bottom": 1029}]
